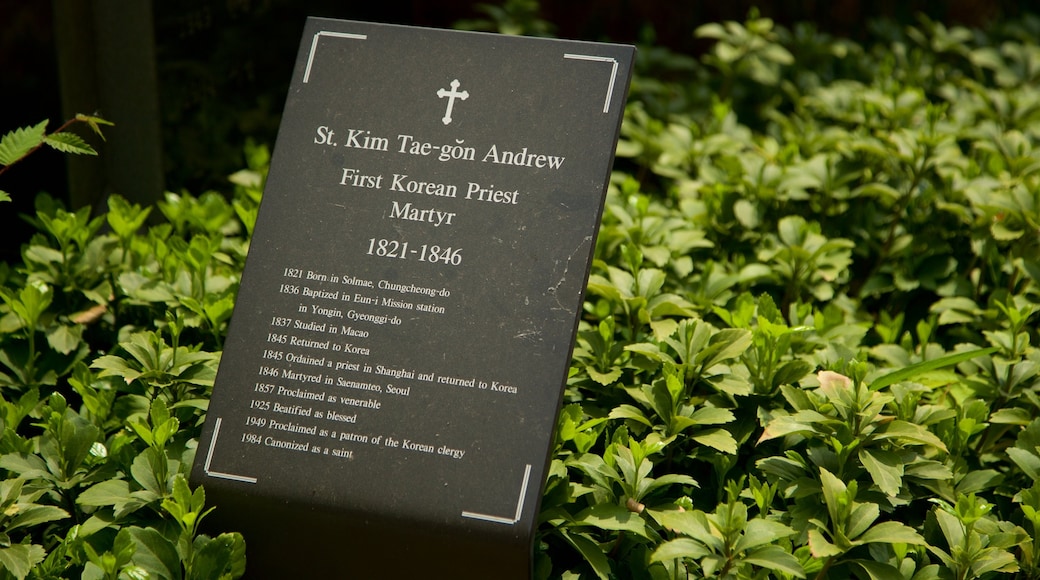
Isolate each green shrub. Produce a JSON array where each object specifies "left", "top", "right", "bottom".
[
  {"left": 1, "top": 8, "right": 1039, "bottom": 580},
  {"left": 0, "top": 137, "right": 265, "bottom": 578}
]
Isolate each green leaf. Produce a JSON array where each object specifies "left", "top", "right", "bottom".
[
  {"left": 868, "top": 347, "right": 997, "bottom": 390},
  {"left": 818, "top": 467, "right": 851, "bottom": 530},
  {"left": 130, "top": 450, "right": 164, "bottom": 495},
  {"left": 113, "top": 528, "right": 139, "bottom": 568},
  {"left": 566, "top": 454, "right": 620, "bottom": 494},
  {"left": 955, "top": 469, "right": 1003, "bottom": 494},
  {"left": 191, "top": 532, "right": 246, "bottom": 580},
  {"left": 694, "top": 22, "right": 727, "bottom": 39},
  {"left": 774, "top": 360, "right": 813, "bottom": 387},
  {"left": 5, "top": 505, "right": 69, "bottom": 532},
  {"left": 651, "top": 538, "right": 710, "bottom": 563},
  {"left": 873, "top": 420, "right": 948, "bottom": 453},
  {"left": 904, "top": 460, "right": 954, "bottom": 481},
  {"left": 991, "top": 222, "right": 1023, "bottom": 241},
  {"left": 909, "top": 564, "right": 944, "bottom": 580},
  {"left": 162, "top": 474, "right": 195, "bottom": 524},
  {"left": 22, "top": 244, "right": 62, "bottom": 266},
  {"left": 625, "top": 342, "right": 674, "bottom": 364},
  {"left": 757, "top": 410, "right": 830, "bottom": 442},
  {"left": 150, "top": 399, "right": 172, "bottom": 433},
  {"left": 970, "top": 548, "right": 1019, "bottom": 575},
  {"left": 989, "top": 407, "right": 1033, "bottom": 425},
  {"left": 75, "top": 113, "right": 114, "bottom": 140},
  {"left": 933, "top": 509, "right": 964, "bottom": 555},
  {"left": 859, "top": 448, "right": 904, "bottom": 497},
  {"left": 1007, "top": 447, "right": 1040, "bottom": 481},
  {"left": 153, "top": 418, "right": 180, "bottom": 448},
  {"left": 808, "top": 529, "right": 843, "bottom": 558},
  {"left": 203, "top": 294, "right": 236, "bottom": 324},
  {"left": 743, "top": 545, "right": 806, "bottom": 577},
  {"left": 694, "top": 328, "right": 753, "bottom": 370},
  {"left": 608, "top": 405, "right": 653, "bottom": 427},
  {"left": 559, "top": 529, "right": 610, "bottom": 580},
  {"left": 0, "top": 190, "right": 10, "bottom": 202},
  {"left": 43, "top": 131, "right": 97, "bottom": 155},
  {"left": 0, "top": 120, "right": 48, "bottom": 166},
  {"left": 846, "top": 503, "right": 880, "bottom": 541},
  {"left": 53, "top": 411, "right": 102, "bottom": 478},
  {"left": 107, "top": 195, "right": 153, "bottom": 239},
  {"left": 125, "top": 526, "right": 181, "bottom": 580},
  {"left": 849, "top": 559, "right": 905, "bottom": 580},
  {"left": 642, "top": 473, "right": 698, "bottom": 496},
  {"left": 735, "top": 518, "right": 796, "bottom": 552},
  {"left": 0, "top": 454, "right": 50, "bottom": 481},
  {"left": 691, "top": 428, "right": 738, "bottom": 454},
  {"left": 760, "top": 42, "right": 794, "bottom": 65},
  {"left": 855, "top": 521, "right": 926, "bottom": 546},
  {"left": 0, "top": 543, "right": 47, "bottom": 579},
  {"left": 647, "top": 508, "right": 714, "bottom": 543},
  {"left": 636, "top": 268, "right": 666, "bottom": 297},
  {"left": 46, "top": 324, "right": 84, "bottom": 356},
  {"left": 688, "top": 407, "right": 735, "bottom": 426},
  {"left": 78, "top": 479, "right": 132, "bottom": 507},
  {"left": 852, "top": 182, "right": 901, "bottom": 200},
  {"left": 587, "top": 366, "right": 622, "bottom": 385},
  {"left": 91, "top": 354, "right": 144, "bottom": 384}
]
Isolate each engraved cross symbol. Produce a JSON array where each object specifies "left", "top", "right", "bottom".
[{"left": 436, "top": 79, "right": 469, "bottom": 125}]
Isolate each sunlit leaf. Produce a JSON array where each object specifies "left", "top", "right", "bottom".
[
  {"left": 43, "top": 131, "right": 97, "bottom": 156},
  {"left": 0, "top": 120, "right": 47, "bottom": 166}
]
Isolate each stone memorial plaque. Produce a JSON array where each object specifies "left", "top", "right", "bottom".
[{"left": 190, "top": 17, "right": 633, "bottom": 578}]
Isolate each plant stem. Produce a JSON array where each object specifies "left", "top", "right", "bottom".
[{"left": 0, "top": 118, "right": 80, "bottom": 178}]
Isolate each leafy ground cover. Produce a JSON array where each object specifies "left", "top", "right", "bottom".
[{"left": 2, "top": 7, "right": 1040, "bottom": 580}]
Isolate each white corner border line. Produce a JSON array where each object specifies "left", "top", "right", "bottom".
[
  {"left": 461, "top": 464, "right": 533, "bottom": 525},
  {"left": 303, "top": 30, "right": 368, "bottom": 84},
  {"left": 563, "top": 53, "right": 621, "bottom": 113},
  {"left": 203, "top": 417, "right": 259, "bottom": 484}
]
